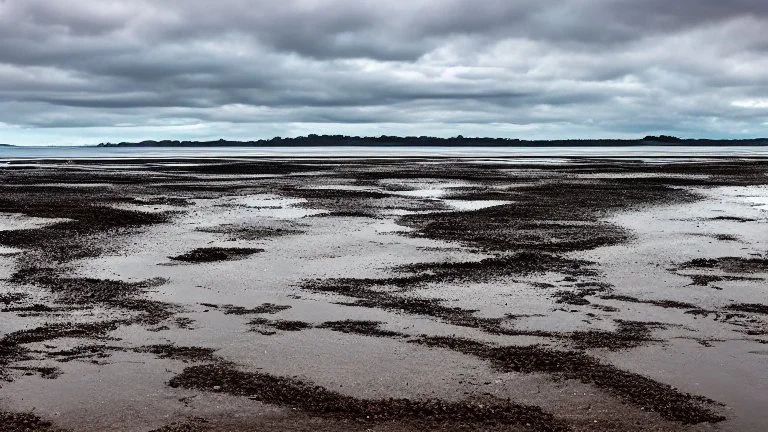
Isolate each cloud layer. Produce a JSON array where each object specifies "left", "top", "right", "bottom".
[{"left": 1, "top": 0, "right": 767, "bottom": 144}]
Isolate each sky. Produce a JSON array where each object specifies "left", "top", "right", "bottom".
[{"left": 1, "top": 0, "right": 768, "bottom": 145}]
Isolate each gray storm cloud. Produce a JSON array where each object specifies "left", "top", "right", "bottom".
[{"left": 0, "top": 0, "right": 767, "bottom": 144}]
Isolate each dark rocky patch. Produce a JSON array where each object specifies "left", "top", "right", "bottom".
[
  {"left": 169, "top": 247, "right": 264, "bottom": 263},
  {"left": 168, "top": 363, "right": 568, "bottom": 431}
]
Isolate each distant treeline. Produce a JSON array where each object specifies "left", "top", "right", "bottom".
[{"left": 96, "top": 135, "right": 768, "bottom": 147}]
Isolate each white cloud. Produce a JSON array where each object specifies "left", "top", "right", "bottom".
[{"left": 732, "top": 99, "right": 768, "bottom": 109}]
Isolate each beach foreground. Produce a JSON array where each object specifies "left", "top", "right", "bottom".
[{"left": 0, "top": 158, "right": 766, "bottom": 431}]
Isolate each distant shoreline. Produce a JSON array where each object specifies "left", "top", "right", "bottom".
[
  {"left": 2, "top": 135, "right": 768, "bottom": 148},
  {"left": 91, "top": 135, "right": 767, "bottom": 148}
]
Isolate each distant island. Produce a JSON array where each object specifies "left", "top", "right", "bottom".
[{"left": 96, "top": 135, "right": 768, "bottom": 147}]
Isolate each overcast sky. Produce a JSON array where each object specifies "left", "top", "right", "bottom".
[{"left": 1, "top": 0, "right": 767, "bottom": 145}]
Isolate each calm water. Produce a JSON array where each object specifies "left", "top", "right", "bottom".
[{"left": 0, "top": 145, "right": 767, "bottom": 159}]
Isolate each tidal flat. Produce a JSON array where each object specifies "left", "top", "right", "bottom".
[{"left": 0, "top": 157, "right": 766, "bottom": 431}]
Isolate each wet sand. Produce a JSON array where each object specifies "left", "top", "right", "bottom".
[{"left": 0, "top": 157, "right": 767, "bottom": 431}]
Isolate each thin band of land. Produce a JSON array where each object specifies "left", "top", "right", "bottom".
[{"left": 90, "top": 135, "right": 768, "bottom": 147}]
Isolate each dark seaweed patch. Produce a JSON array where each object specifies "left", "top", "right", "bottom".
[
  {"left": 0, "top": 411, "right": 64, "bottom": 432},
  {"left": 304, "top": 277, "right": 541, "bottom": 336},
  {"left": 248, "top": 318, "right": 312, "bottom": 334},
  {"left": 2, "top": 304, "right": 58, "bottom": 314},
  {"left": 12, "top": 271, "right": 166, "bottom": 305},
  {"left": 0, "top": 293, "right": 27, "bottom": 305},
  {"left": 0, "top": 186, "right": 174, "bottom": 263},
  {"left": 303, "top": 252, "right": 599, "bottom": 336},
  {"left": 726, "top": 303, "right": 768, "bottom": 315},
  {"left": 598, "top": 294, "right": 700, "bottom": 310},
  {"left": 413, "top": 336, "right": 724, "bottom": 425},
  {"left": 1, "top": 322, "right": 122, "bottom": 378},
  {"left": 197, "top": 224, "right": 304, "bottom": 241},
  {"left": 44, "top": 344, "right": 120, "bottom": 363},
  {"left": 708, "top": 216, "right": 756, "bottom": 222},
  {"left": 553, "top": 282, "right": 613, "bottom": 306},
  {"left": 169, "top": 247, "right": 264, "bottom": 263},
  {"left": 313, "top": 210, "right": 381, "bottom": 218},
  {"left": 9, "top": 365, "right": 62, "bottom": 379},
  {"left": 395, "top": 252, "right": 598, "bottom": 282},
  {"left": 317, "top": 320, "right": 404, "bottom": 338},
  {"left": 168, "top": 363, "right": 568, "bottom": 431},
  {"left": 137, "top": 344, "right": 218, "bottom": 362},
  {"left": 164, "top": 161, "right": 324, "bottom": 175},
  {"left": 219, "top": 303, "right": 291, "bottom": 315},
  {"left": 149, "top": 418, "right": 209, "bottom": 432},
  {"left": 9, "top": 270, "right": 175, "bottom": 325},
  {"left": 678, "top": 257, "right": 768, "bottom": 273},
  {"left": 132, "top": 196, "right": 192, "bottom": 207},
  {"left": 553, "top": 291, "right": 591, "bottom": 306},
  {"left": 569, "top": 320, "right": 666, "bottom": 350},
  {"left": 401, "top": 180, "right": 697, "bottom": 253},
  {"left": 668, "top": 257, "right": 767, "bottom": 286},
  {"left": 286, "top": 188, "right": 390, "bottom": 200}
]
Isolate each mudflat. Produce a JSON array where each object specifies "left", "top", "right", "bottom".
[{"left": 0, "top": 157, "right": 766, "bottom": 431}]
